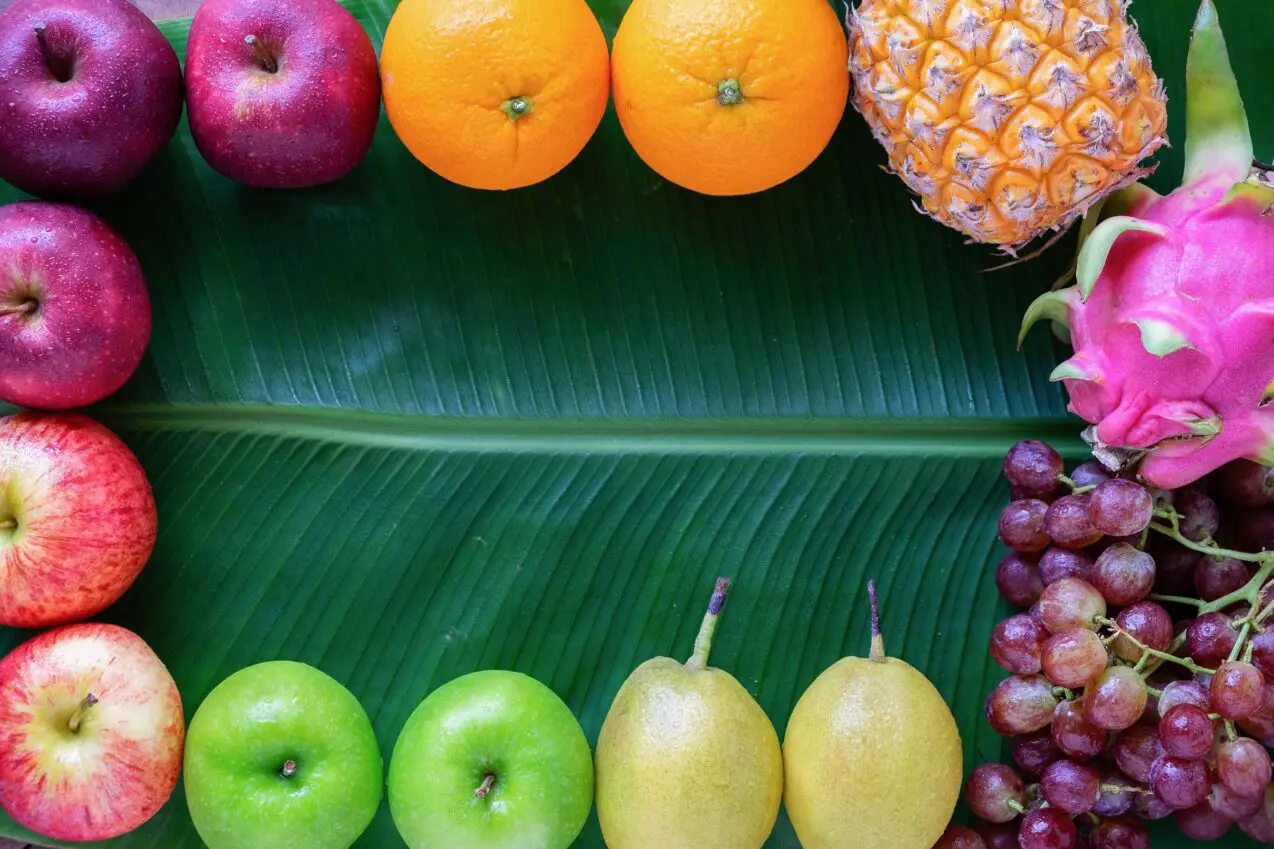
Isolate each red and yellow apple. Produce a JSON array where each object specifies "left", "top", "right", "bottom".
[
  {"left": 0, "top": 413, "right": 157, "bottom": 628},
  {"left": 0, "top": 623, "right": 184, "bottom": 841}
]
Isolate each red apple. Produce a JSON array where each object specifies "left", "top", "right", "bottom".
[
  {"left": 0, "top": 413, "right": 157, "bottom": 628},
  {"left": 0, "top": 201, "right": 152, "bottom": 410},
  {"left": 0, "top": 0, "right": 183, "bottom": 198},
  {"left": 184, "top": 0, "right": 381, "bottom": 188},
  {"left": 0, "top": 623, "right": 184, "bottom": 841}
]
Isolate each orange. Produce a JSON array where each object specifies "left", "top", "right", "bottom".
[
  {"left": 380, "top": 0, "right": 610, "bottom": 191},
  {"left": 611, "top": 0, "right": 849, "bottom": 196}
]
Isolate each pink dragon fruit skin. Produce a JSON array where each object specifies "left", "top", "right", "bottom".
[{"left": 1022, "top": 0, "right": 1274, "bottom": 489}]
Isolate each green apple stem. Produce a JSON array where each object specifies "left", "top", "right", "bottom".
[
  {"left": 868, "top": 580, "right": 885, "bottom": 663},
  {"left": 68, "top": 694, "right": 98, "bottom": 734},
  {"left": 474, "top": 772, "right": 497, "bottom": 798},
  {"left": 244, "top": 35, "right": 278, "bottom": 74},
  {"left": 686, "top": 577, "right": 731, "bottom": 671},
  {"left": 32, "top": 26, "right": 70, "bottom": 82},
  {"left": 0, "top": 519, "right": 14, "bottom": 531},
  {"left": 280, "top": 759, "right": 298, "bottom": 779}
]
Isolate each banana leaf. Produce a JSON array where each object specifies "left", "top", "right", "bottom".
[{"left": 1, "top": 0, "right": 1272, "bottom": 846}]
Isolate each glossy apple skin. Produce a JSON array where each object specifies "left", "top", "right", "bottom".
[
  {"left": 0, "top": 413, "right": 157, "bottom": 628},
  {"left": 0, "top": 0, "right": 183, "bottom": 198},
  {"left": 388, "top": 670, "right": 594, "bottom": 849},
  {"left": 0, "top": 202, "right": 151, "bottom": 410},
  {"left": 0, "top": 623, "right": 184, "bottom": 841},
  {"left": 185, "top": 0, "right": 381, "bottom": 189},
  {"left": 184, "top": 660, "right": 383, "bottom": 849}
]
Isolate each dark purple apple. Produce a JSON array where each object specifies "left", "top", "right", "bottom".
[
  {"left": 0, "top": 0, "right": 183, "bottom": 198},
  {"left": 185, "top": 0, "right": 381, "bottom": 189},
  {"left": 0, "top": 202, "right": 151, "bottom": 410}
]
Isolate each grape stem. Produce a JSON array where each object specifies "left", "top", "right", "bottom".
[
  {"left": 1229, "top": 620, "right": 1253, "bottom": 663},
  {"left": 1225, "top": 719, "right": 1238, "bottom": 742},
  {"left": 1147, "top": 519, "right": 1269, "bottom": 564},
  {"left": 1056, "top": 474, "right": 1095, "bottom": 495},
  {"left": 1097, "top": 616, "right": 1217, "bottom": 676}
]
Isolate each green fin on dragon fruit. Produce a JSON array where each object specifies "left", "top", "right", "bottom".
[{"left": 1021, "top": 0, "right": 1274, "bottom": 489}]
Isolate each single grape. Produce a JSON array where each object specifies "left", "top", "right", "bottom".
[
  {"left": 1133, "top": 789, "right": 1174, "bottom": 820},
  {"left": 1157, "top": 679, "right": 1212, "bottom": 715},
  {"left": 1039, "top": 547, "right": 1095, "bottom": 586},
  {"left": 1087, "top": 667, "right": 1148, "bottom": 731},
  {"left": 1041, "top": 629, "right": 1108, "bottom": 688},
  {"left": 1040, "top": 759, "right": 1101, "bottom": 814},
  {"left": 1089, "top": 479, "right": 1154, "bottom": 537},
  {"left": 1112, "top": 602, "right": 1173, "bottom": 662},
  {"left": 1217, "top": 738, "right": 1274, "bottom": 799},
  {"left": 991, "top": 614, "right": 1048, "bottom": 675},
  {"left": 973, "top": 820, "right": 1018, "bottom": 849},
  {"left": 1017, "top": 807, "right": 1077, "bottom": 849},
  {"left": 1250, "top": 630, "right": 1274, "bottom": 680},
  {"left": 965, "top": 763, "right": 1026, "bottom": 823},
  {"left": 1234, "top": 510, "right": 1274, "bottom": 554},
  {"left": 1114, "top": 725, "right": 1165, "bottom": 783},
  {"left": 1093, "top": 771, "right": 1135, "bottom": 817},
  {"left": 996, "top": 553, "right": 1045, "bottom": 608},
  {"left": 1176, "top": 801, "right": 1234, "bottom": 840},
  {"left": 1213, "top": 782, "right": 1267, "bottom": 819},
  {"left": 1014, "top": 731, "right": 1064, "bottom": 776},
  {"left": 1038, "top": 578, "right": 1107, "bottom": 634},
  {"left": 1052, "top": 699, "right": 1106, "bottom": 759},
  {"left": 985, "top": 675, "right": 1059, "bottom": 736},
  {"left": 1195, "top": 556, "right": 1251, "bottom": 603},
  {"left": 1150, "top": 754, "right": 1212, "bottom": 810},
  {"left": 1176, "top": 490, "right": 1221, "bottom": 542},
  {"left": 1240, "top": 787, "right": 1274, "bottom": 843},
  {"left": 1187, "top": 612, "right": 1239, "bottom": 668},
  {"left": 1212, "top": 661, "right": 1267, "bottom": 720},
  {"left": 1093, "top": 543, "right": 1156, "bottom": 606},
  {"left": 1150, "top": 537, "right": 1201, "bottom": 595},
  {"left": 1215, "top": 460, "right": 1274, "bottom": 508},
  {"left": 1045, "top": 494, "right": 1104, "bottom": 550},
  {"left": 1071, "top": 460, "right": 1113, "bottom": 489},
  {"left": 1158, "top": 704, "right": 1215, "bottom": 760},
  {"left": 1005, "top": 440, "right": 1065, "bottom": 497},
  {"left": 1090, "top": 817, "right": 1149, "bottom": 849},
  {"left": 1000, "top": 500, "right": 1052, "bottom": 552},
  {"left": 934, "top": 825, "right": 988, "bottom": 849}
]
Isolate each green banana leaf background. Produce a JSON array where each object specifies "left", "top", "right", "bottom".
[{"left": 1, "top": 0, "right": 1272, "bottom": 846}]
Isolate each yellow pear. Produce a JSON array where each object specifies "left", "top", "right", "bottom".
[
  {"left": 783, "top": 581, "right": 963, "bottom": 849},
  {"left": 595, "top": 578, "right": 783, "bottom": 849}
]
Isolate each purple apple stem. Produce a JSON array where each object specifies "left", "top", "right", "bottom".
[
  {"left": 868, "top": 579, "right": 886, "bottom": 663},
  {"left": 474, "top": 772, "right": 496, "bottom": 798},
  {"left": 67, "top": 693, "right": 98, "bottom": 734},
  {"left": 243, "top": 35, "right": 278, "bottom": 74},
  {"left": 280, "top": 760, "right": 298, "bottom": 778},
  {"left": 32, "top": 26, "right": 70, "bottom": 82},
  {"left": 686, "top": 577, "right": 732, "bottom": 671},
  {"left": 0, "top": 301, "right": 36, "bottom": 318}
]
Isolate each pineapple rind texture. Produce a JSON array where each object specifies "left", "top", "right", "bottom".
[{"left": 849, "top": 0, "right": 1169, "bottom": 252}]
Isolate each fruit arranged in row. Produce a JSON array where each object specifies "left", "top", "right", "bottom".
[
  {"left": 970, "top": 439, "right": 1274, "bottom": 847},
  {"left": 0, "top": 569, "right": 964, "bottom": 848},
  {"left": 0, "top": 0, "right": 850, "bottom": 197}
]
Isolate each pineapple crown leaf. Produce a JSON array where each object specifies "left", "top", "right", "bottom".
[
  {"left": 1076, "top": 216, "right": 1169, "bottom": 301},
  {"left": 1133, "top": 318, "right": 1196, "bottom": 358},
  {"left": 1018, "top": 289, "right": 1074, "bottom": 348},
  {"left": 1184, "top": 0, "right": 1253, "bottom": 185}
]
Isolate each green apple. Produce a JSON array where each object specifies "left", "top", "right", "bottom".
[
  {"left": 183, "top": 660, "right": 382, "bottom": 849},
  {"left": 388, "top": 669, "right": 593, "bottom": 849}
]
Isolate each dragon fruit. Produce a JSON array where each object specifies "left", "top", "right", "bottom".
[{"left": 1021, "top": 0, "right": 1274, "bottom": 489}]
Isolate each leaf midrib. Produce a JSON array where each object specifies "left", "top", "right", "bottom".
[{"left": 94, "top": 403, "right": 1083, "bottom": 456}]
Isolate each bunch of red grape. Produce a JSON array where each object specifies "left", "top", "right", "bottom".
[{"left": 945, "top": 441, "right": 1274, "bottom": 849}]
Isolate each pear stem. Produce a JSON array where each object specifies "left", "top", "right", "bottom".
[
  {"left": 868, "top": 580, "right": 885, "bottom": 663},
  {"left": 68, "top": 693, "right": 98, "bottom": 734},
  {"left": 33, "top": 26, "right": 71, "bottom": 82},
  {"left": 686, "top": 577, "right": 731, "bottom": 671},
  {"left": 244, "top": 35, "right": 278, "bottom": 74},
  {"left": 474, "top": 772, "right": 497, "bottom": 798}
]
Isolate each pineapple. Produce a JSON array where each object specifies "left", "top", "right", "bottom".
[{"left": 849, "top": 0, "right": 1169, "bottom": 252}]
